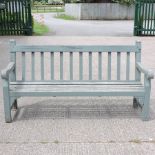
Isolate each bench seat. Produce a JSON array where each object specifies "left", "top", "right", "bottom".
[{"left": 10, "top": 82, "right": 145, "bottom": 97}]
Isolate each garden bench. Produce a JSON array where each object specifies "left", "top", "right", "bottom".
[{"left": 1, "top": 40, "right": 154, "bottom": 122}]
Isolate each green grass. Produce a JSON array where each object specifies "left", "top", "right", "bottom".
[
  {"left": 33, "top": 20, "right": 49, "bottom": 36},
  {"left": 55, "top": 14, "right": 76, "bottom": 20},
  {"left": 32, "top": 8, "right": 64, "bottom": 13}
]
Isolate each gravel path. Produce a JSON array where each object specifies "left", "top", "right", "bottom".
[{"left": 33, "top": 13, "right": 134, "bottom": 36}]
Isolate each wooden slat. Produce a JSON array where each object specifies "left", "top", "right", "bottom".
[
  {"left": 98, "top": 52, "right": 102, "bottom": 80},
  {"left": 11, "top": 81, "right": 142, "bottom": 85},
  {"left": 51, "top": 52, "right": 54, "bottom": 80},
  {"left": 89, "top": 52, "right": 92, "bottom": 80},
  {"left": 31, "top": 52, "right": 35, "bottom": 80},
  {"left": 11, "top": 45, "right": 138, "bottom": 52},
  {"left": 70, "top": 52, "right": 73, "bottom": 80},
  {"left": 22, "top": 52, "right": 26, "bottom": 81},
  {"left": 41, "top": 52, "right": 44, "bottom": 80},
  {"left": 10, "top": 91, "right": 145, "bottom": 97},
  {"left": 11, "top": 85, "right": 144, "bottom": 90},
  {"left": 135, "top": 42, "right": 141, "bottom": 81},
  {"left": 60, "top": 52, "right": 63, "bottom": 80},
  {"left": 117, "top": 52, "right": 121, "bottom": 80},
  {"left": 108, "top": 52, "right": 111, "bottom": 80},
  {"left": 10, "top": 40, "right": 16, "bottom": 81},
  {"left": 126, "top": 52, "right": 130, "bottom": 80},
  {"left": 10, "top": 84, "right": 145, "bottom": 97},
  {"left": 10, "top": 52, "right": 16, "bottom": 81},
  {"left": 79, "top": 52, "right": 83, "bottom": 80}
]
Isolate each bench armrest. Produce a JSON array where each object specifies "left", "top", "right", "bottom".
[
  {"left": 1, "top": 62, "right": 15, "bottom": 80},
  {"left": 136, "top": 62, "right": 154, "bottom": 80}
]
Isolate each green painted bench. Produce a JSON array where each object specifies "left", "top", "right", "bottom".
[{"left": 1, "top": 40, "right": 154, "bottom": 122}]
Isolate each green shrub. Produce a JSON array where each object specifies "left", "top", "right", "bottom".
[{"left": 112, "top": 0, "right": 135, "bottom": 6}]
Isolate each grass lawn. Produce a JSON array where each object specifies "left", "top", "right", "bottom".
[
  {"left": 33, "top": 20, "right": 49, "bottom": 35},
  {"left": 32, "top": 8, "right": 64, "bottom": 13},
  {"left": 55, "top": 14, "right": 76, "bottom": 20}
]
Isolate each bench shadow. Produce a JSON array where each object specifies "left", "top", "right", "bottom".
[{"left": 13, "top": 98, "right": 155, "bottom": 121}]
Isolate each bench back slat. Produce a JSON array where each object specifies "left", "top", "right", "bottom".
[
  {"left": 22, "top": 52, "right": 26, "bottom": 81},
  {"left": 89, "top": 52, "right": 92, "bottom": 80},
  {"left": 108, "top": 52, "right": 111, "bottom": 80},
  {"left": 31, "top": 52, "right": 35, "bottom": 81},
  {"left": 10, "top": 40, "right": 141, "bottom": 82},
  {"left": 117, "top": 52, "right": 121, "bottom": 80},
  {"left": 126, "top": 52, "right": 130, "bottom": 80},
  {"left": 70, "top": 52, "right": 73, "bottom": 80},
  {"left": 10, "top": 52, "right": 16, "bottom": 81},
  {"left": 135, "top": 42, "right": 141, "bottom": 81},
  {"left": 98, "top": 52, "right": 102, "bottom": 80},
  {"left": 79, "top": 52, "right": 83, "bottom": 80},
  {"left": 51, "top": 52, "right": 54, "bottom": 80},
  {"left": 60, "top": 52, "right": 63, "bottom": 80},
  {"left": 41, "top": 52, "right": 44, "bottom": 80}
]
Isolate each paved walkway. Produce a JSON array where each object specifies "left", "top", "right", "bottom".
[
  {"left": 33, "top": 13, "right": 134, "bottom": 36},
  {"left": 0, "top": 36, "right": 155, "bottom": 154}
]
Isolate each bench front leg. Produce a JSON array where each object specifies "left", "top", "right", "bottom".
[
  {"left": 2, "top": 79, "right": 12, "bottom": 123},
  {"left": 142, "top": 76, "right": 151, "bottom": 121}
]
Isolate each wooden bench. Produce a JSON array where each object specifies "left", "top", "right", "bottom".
[{"left": 1, "top": 40, "right": 154, "bottom": 122}]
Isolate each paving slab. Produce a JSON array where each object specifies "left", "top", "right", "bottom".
[{"left": 0, "top": 36, "right": 155, "bottom": 154}]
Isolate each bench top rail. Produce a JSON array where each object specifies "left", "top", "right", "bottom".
[
  {"left": 10, "top": 45, "right": 140, "bottom": 53},
  {"left": 10, "top": 40, "right": 141, "bottom": 53}
]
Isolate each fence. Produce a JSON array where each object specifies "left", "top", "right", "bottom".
[
  {"left": 134, "top": 0, "right": 155, "bottom": 36},
  {"left": 0, "top": 0, "right": 32, "bottom": 35}
]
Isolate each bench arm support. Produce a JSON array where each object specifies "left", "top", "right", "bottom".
[
  {"left": 136, "top": 62, "right": 154, "bottom": 80},
  {"left": 1, "top": 62, "right": 15, "bottom": 80}
]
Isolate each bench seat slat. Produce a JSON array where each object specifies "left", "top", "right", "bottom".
[
  {"left": 10, "top": 81, "right": 142, "bottom": 85},
  {"left": 10, "top": 84, "right": 145, "bottom": 97}
]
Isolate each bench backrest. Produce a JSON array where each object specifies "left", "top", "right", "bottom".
[{"left": 10, "top": 40, "right": 141, "bottom": 82}]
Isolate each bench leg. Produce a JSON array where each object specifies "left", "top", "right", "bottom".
[
  {"left": 12, "top": 99, "right": 18, "bottom": 110},
  {"left": 3, "top": 87, "right": 12, "bottom": 123},
  {"left": 133, "top": 97, "right": 139, "bottom": 109},
  {"left": 142, "top": 93, "right": 150, "bottom": 121}
]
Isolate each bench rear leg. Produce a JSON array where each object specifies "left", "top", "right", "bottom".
[
  {"left": 133, "top": 97, "right": 139, "bottom": 108},
  {"left": 3, "top": 87, "right": 12, "bottom": 123},
  {"left": 12, "top": 99, "right": 18, "bottom": 110}
]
